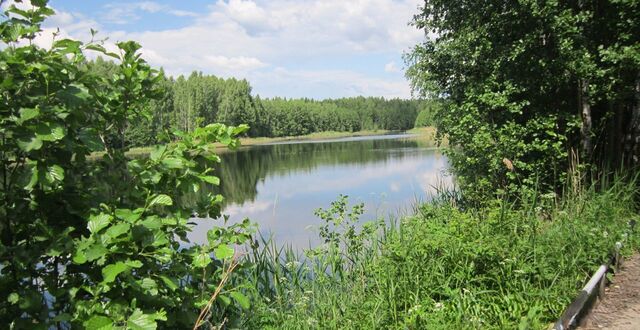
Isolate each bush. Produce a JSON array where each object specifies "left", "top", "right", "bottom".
[{"left": 0, "top": 3, "right": 253, "bottom": 328}]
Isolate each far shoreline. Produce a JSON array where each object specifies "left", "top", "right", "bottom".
[{"left": 92, "top": 126, "right": 442, "bottom": 158}]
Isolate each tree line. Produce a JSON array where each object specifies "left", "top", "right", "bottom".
[{"left": 87, "top": 58, "right": 437, "bottom": 147}]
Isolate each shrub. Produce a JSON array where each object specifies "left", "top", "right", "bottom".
[{"left": 0, "top": 3, "right": 252, "bottom": 328}]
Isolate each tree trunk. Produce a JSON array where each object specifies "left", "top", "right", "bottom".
[
  {"left": 627, "top": 72, "right": 640, "bottom": 166},
  {"left": 579, "top": 79, "right": 593, "bottom": 161}
]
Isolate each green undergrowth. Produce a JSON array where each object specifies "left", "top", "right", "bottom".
[{"left": 240, "top": 179, "right": 639, "bottom": 329}]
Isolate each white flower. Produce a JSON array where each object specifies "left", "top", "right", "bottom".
[{"left": 408, "top": 304, "right": 422, "bottom": 314}]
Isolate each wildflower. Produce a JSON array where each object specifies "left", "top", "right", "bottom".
[{"left": 409, "top": 304, "right": 422, "bottom": 314}]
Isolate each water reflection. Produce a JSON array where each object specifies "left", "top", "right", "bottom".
[{"left": 190, "top": 134, "right": 450, "bottom": 248}]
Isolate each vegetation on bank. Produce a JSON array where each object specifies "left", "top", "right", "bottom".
[{"left": 240, "top": 180, "right": 639, "bottom": 329}]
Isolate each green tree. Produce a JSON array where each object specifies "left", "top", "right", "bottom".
[
  {"left": 217, "top": 79, "right": 257, "bottom": 135},
  {"left": 406, "top": 0, "right": 640, "bottom": 198}
]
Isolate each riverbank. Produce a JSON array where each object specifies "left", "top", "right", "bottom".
[
  {"left": 240, "top": 179, "right": 639, "bottom": 329},
  {"left": 96, "top": 127, "right": 441, "bottom": 158}
]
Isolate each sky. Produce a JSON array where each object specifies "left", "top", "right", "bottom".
[{"left": 8, "top": 0, "right": 426, "bottom": 99}]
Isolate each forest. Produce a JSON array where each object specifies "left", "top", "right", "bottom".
[
  {"left": 87, "top": 58, "right": 436, "bottom": 148},
  {"left": 1, "top": 0, "right": 639, "bottom": 329}
]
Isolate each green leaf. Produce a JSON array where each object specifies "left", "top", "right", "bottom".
[
  {"left": 218, "top": 294, "right": 231, "bottom": 306},
  {"left": 139, "top": 217, "right": 163, "bottom": 230},
  {"left": 53, "top": 39, "right": 82, "bottom": 55},
  {"left": 193, "top": 252, "right": 211, "bottom": 268},
  {"left": 72, "top": 250, "right": 87, "bottom": 264},
  {"left": 230, "top": 291, "right": 250, "bottom": 309},
  {"left": 79, "top": 129, "right": 104, "bottom": 152},
  {"left": 57, "top": 84, "right": 90, "bottom": 107},
  {"left": 219, "top": 134, "right": 232, "bottom": 146},
  {"left": 115, "top": 208, "right": 142, "bottom": 222},
  {"left": 149, "top": 145, "right": 166, "bottom": 161},
  {"left": 158, "top": 275, "right": 178, "bottom": 291},
  {"left": 140, "top": 278, "right": 158, "bottom": 296},
  {"left": 36, "top": 123, "right": 66, "bottom": 141},
  {"left": 88, "top": 213, "right": 111, "bottom": 234},
  {"left": 102, "top": 262, "right": 129, "bottom": 284},
  {"left": 46, "top": 247, "right": 62, "bottom": 257},
  {"left": 18, "top": 107, "right": 39, "bottom": 124},
  {"left": 161, "top": 158, "right": 183, "bottom": 169},
  {"left": 148, "top": 194, "right": 172, "bottom": 207},
  {"left": 53, "top": 38, "right": 81, "bottom": 50},
  {"left": 104, "top": 223, "right": 130, "bottom": 239},
  {"left": 30, "top": 0, "right": 49, "bottom": 8},
  {"left": 17, "top": 135, "right": 43, "bottom": 151},
  {"left": 214, "top": 244, "right": 234, "bottom": 260},
  {"left": 85, "top": 244, "right": 108, "bottom": 262},
  {"left": 45, "top": 164, "right": 64, "bottom": 183},
  {"left": 7, "top": 293, "right": 19, "bottom": 304},
  {"left": 125, "top": 260, "right": 144, "bottom": 268},
  {"left": 199, "top": 175, "right": 220, "bottom": 185},
  {"left": 127, "top": 309, "right": 166, "bottom": 330},
  {"left": 86, "top": 44, "right": 120, "bottom": 59},
  {"left": 50, "top": 124, "right": 66, "bottom": 140},
  {"left": 22, "top": 163, "right": 39, "bottom": 190},
  {"left": 232, "top": 124, "right": 249, "bottom": 136},
  {"left": 85, "top": 43, "right": 107, "bottom": 53},
  {"left": 83, "top": 315, "right": 113, "bottom": 330}
]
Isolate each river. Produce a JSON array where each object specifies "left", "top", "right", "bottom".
[{"left": 189, "top": 133, "right": 451, "bottom": 248}]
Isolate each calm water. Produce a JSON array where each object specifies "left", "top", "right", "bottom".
[{"left": 190, "top": 134, "right": 451, "bottom": 248}]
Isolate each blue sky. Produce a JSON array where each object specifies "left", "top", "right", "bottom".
[{"left": 32, "top": 1, "right": 424, "bottom": 99}]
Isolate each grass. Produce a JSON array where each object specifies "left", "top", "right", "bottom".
[
  {"left": 91, "top": 127, "right": 442, "bottom": 159},
  {"left": 237, "top": 177, "right": 639, "bottom": 329},
  {"left": 407, "top": 126, "right": 448, "bottom": 147}
]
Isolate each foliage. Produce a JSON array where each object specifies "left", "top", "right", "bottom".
[
  {"left": 0, "top": 2, "right": 253, "bottom": 328},
  {"left": 405, "top": 0, "right": 640, "bottom": 200},
  {"left": 244, "top": 180, "right": 639, "bottom": 329},
  {"left": 414, "top": 99, "right": 442, "bottom": 128}
]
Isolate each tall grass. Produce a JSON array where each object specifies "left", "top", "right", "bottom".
[{"left": 238, "top": 177, "right": 639, "bottom": 329}]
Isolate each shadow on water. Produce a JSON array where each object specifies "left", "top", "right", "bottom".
[{"left": 189, "top": 134, "right": 451, "bottom": 248}]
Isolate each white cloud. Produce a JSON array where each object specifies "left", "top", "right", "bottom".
[
  {"left": 205, "top": 55, "right": 268, "bottom": 72},
  {"left": 102, "top": 1, "right": 198, "bottom": 24},
  {"left": 384, "top": 61, "right": 401, "bottom": 73},
  {"left": 251, "top": 67, "right": 411, "bottom": 98},
  {"left": 13, "top": 0, "right": 424, "bottom": 98},
  {"left": 137, "top": 1, "right": 164, "bottom": 13},
  {"left": 169, "top": 10, "right": 199, "bottom": 17}
]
